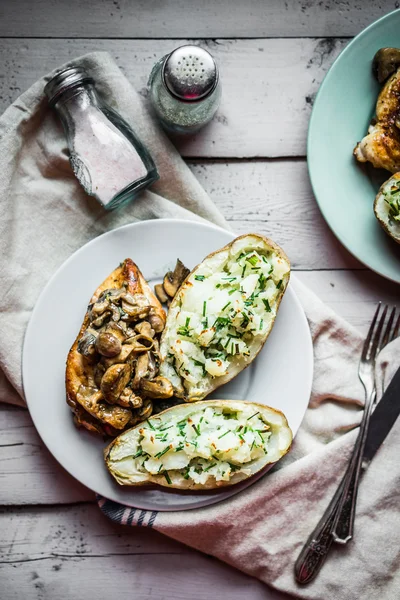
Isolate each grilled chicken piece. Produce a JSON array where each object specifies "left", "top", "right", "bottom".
[{"left": 354, "top": 69, "right": 400, "bottom": 173}]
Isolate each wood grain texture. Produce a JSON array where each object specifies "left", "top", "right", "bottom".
[
  {"left": 0, "top": 0, "right": 397, "bottom": 38},
  {"left": 1, "top": 269, "right": 398, "bottom": 506},
  {"left": 0, "top": 38, "right": 347, "bottom": 157},
  {"left": 0, "top": 506, "right": 291, "bottom": 600}
]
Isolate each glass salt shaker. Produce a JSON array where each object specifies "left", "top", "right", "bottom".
[
  {"left": 45, "top": 67, "right": 158, "bottom": 210},
  {"left": 148, "top": 45, "right": 221, "bottom": 134}
]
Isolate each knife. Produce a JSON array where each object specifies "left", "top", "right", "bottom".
[{"left": 295, "top": 364, "right": 400, "bottom": 584}]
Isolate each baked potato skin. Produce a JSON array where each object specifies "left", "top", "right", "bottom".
[
  {"left": 65, "top": 259, "right": 166, "bottom": 434},
  {"left": 160, "top": 233, "right": 290, "bottom": 402},
  {"left": 104, "top": 399, "right": 293, "bottom": 490}
]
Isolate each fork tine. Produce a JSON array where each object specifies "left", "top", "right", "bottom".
[
  {"left": 378, "top": 306, "right": 396, "bottom": 351},
  {"left": 368, "top": 305, "right": 388, "bottom": 361},
  {"left": 392, "top": 310, "right": 400, "bottom": 341},
  {"left": 361, "top": 302, "right": 381, "bottom": 361}
]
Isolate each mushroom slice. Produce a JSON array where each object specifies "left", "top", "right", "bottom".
[
  {"left": 95, "top": 332, "right": 122, "bottom": 357},
  {"left": 373, "top": 48, "right": 400, "bottom": 84},
  {"left": 76, "top": 385, "right": 132, "bottom": 429},
  {"left": 118, "top": 387, "right": 143, "bottom": 409},
  {"left": 163, "top": 259, "right": 190, "bottom": 298},
  {"left": 148, "top": 309, "right": 165, "bottom": 334},
  {"left": 154, "top": 283, "right": 169, "bottom": 304},
  {"left": 147, "top": 351, "right": 160, "bottom": 379},
  {"left": 77, "top": 329, "right": 98, "bottom": 361},
  {"left": 135, "top": 321, "right": 155, "bottom": 338},
  {"left": 132, "top": 352, "right": 150, "bottom": 389},
  {"left": 136, "top": 398, "right": 153, "bottom": 421},
  {"left": 121, "top": 293, "right": 151, "bottom": 321},
  {"left": 100, "top": 344, "right": 136, "bottom": 369},
  {"left": 124, "top": 333, "right": 154, "bottom": 352},
  {"left": 89, "top": 297, "right": 110, "bottom": 318},
  {"left": 104, "top": 322, "right": 127, "bottom": 342},
  {"left": 140, "top": 376, "right": 174, "bottom": 399},
  {"left": 101, "top": 363, "right": 132, "bottom": 404},
  {"left": 94, "top": 362, "right": 106, "bottom": 389},
  {"left": 91, "top": 311, "right": 112, "bottom": 328}
]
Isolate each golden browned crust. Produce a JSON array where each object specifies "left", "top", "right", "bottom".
[{"left": 65, "top": 259, "right": 166, "bottom": 436}]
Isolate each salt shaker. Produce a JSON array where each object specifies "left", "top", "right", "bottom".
[
  {"left": 45, "top": 67, "right": 158, "bottom": 210},
  {"left": 148, "top": 45, "right": 221, "bottom": 134}
]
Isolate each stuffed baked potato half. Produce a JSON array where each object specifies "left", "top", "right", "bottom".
[
  {"left": 105, "top": 400, "right": 292, "bottom": 490},
  {"left": 66, "top": 259, "right": 173, "bottom": 437},
  {"left": 159, "top": 234, "right": 290, "bottom": 401},
  {"left": 374, "top": 173, "right": 400, "bottom": 244}
]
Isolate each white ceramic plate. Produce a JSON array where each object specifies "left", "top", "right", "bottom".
[{"left": 23, "top": 219, "right": 313, "bottom": 511}]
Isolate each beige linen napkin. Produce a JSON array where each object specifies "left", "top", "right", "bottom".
[{"left": 0, "top": 51, "right": 399, "bottom": 600}]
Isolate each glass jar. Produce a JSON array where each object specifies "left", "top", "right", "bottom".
[
  {"left": 148, "top": 45, "right": 221, "bottom": 134},
  {"left": 45, "top": 67, "right": 158, "bottom": 210}
]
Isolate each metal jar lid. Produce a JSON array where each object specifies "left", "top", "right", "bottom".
[
  {"left": 44, "top": 66, "right": 93, "bottom": 105},
  {"left": 162, "top": 45, "right": 218, "bottom": 102}
]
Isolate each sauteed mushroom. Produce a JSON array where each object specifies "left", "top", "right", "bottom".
[
  {"left": 118, "top": 387, "right": 143, "bottom": 409},
  {"left": 121, "top": 293, "right": 150, "bottom": 321},
  {"left": 163, "top": 259, "right": 190, "bottom": 298},
  {"left": 373, "top": 47, "right": 400, "bottom": 84},
  {"left": 101, "top": 363, "right": 132, "bottom": 403},
  {"left": 95, "top": 331, "right": 122, "bottom": 357},
  {"left": 132, "top": 352, "right": 150, "bottom": 388},
  {"left": 76, "top": 385, "right": 132, "bottom": 429},
  {"left": 140, "top": 376, "right": 174, "bottom": 399},
  {"left": 148, "top": 310, "right": 165, "bottom": 333},
  {"left": 154, "top": 283, "right": 169, "bottom": 304},
  {"left": 77, "top": 329, "right": 98, "bottom": 360},
  {"left": 136, "top": 398, "right": 153, "bottom": 421},
  {"left": 135, "top": 321, "right": 155, "bottom": 338},
  {"left": 100, "top": 344, "right": 137, "bottom": 369}
]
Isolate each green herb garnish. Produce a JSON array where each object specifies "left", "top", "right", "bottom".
[
  {"left": 195, "top": 275, "right": 205, "bottom": 281},
  {"left": 146, "top": 419, "right": 155, "bottom": 430},
  {"left": 203, "top": 301, "right": 207, "bottom": 317},
  {"left": 246, "top": 254, "right": 258, "bottom": 266},
  {"left": 163, "top": 471, "right": 172, "bottom": 485},
  {"left": 155, "top": 446, "right": 171, "bottom": 459},
  {"left": 222, "top": 301, "right": 231, "bottom": 311},
  {"left": 262, "top": 298, "right": 271, "bottom": 312},
  {"left": 276, "top": 279, "right": 283, "bottom": 289},
  {"left": 247, "top": 412, "right": 260, "bottom": 420},
  {"left": 218, "top": 430, "right": 230, "bottom": 439}
]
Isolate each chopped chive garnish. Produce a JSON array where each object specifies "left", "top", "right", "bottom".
[
  {"left": 259, "top": 318, "right": 264, "bottom": 330},
  {"left": 216, "top": 283, "right": 221, "bottom": 288},
  {"left": 222, "top": 276, "right": 236, "bottom": 282},
  {"left": 195, "top": 275, "right": 205, "bottom": 281},
  {"left": 203, "top": 300, "right": 207, "bottom": 316},
  {"left": 241, "top": 265, "right": 246, "bottom": 278},
  {"left": 146, "top": 419, "right": 155, "bottom": 430},
  {"left": 246, "top": 254, "right": 258, "bottom": 266},
  {"left": 222, "top": 301, "right": 231, "bottom": 311},
  {"left": 251, "top": 439, "right": 256, "bottom": 451},
  {"left": 259, "top": 273, "right": 267, "bottom": 290},
  {"left": 261, "top": 255, "right": 268, "bottom": 263},
  {"left": 218, "top": 430, "right": 230, "bottom": 439},
  {"left": 155, "top": 446, "right": 170, "bottom": 458},
  {"left": 192, "top": 423, "right": 200, "bottom": 436},
  {"left": 202, "top": 318, "right": 208, "bottom": 328},
  {"left": 159, "top": 424, "right": 174, "bottom": 432},
  {"left": 276, "top": 279, "right": 283, "bottom": 289},
  {"left": 248, "top": 412, "right": 260, "bottom": 420},
  {"left": 204, "top": 462, "right": 217, "bottom": 472},
  {"left": 262, "top": 298, "right": 271, "bottom": 312},
  {"left": 163, "top": 471, "right": 172, "bottom": 485},
  {"left": 133, "top": 449, "right": 143, "bottom": 459},
  {"left": 228, "top": 289, "right": 236, "bottom": 295}
]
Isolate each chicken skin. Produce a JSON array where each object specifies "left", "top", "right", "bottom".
[{"left": 354, "top": 69, "right": 400, "bottom": 173}]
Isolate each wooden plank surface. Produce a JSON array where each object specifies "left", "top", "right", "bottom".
[
  {"left": 0, "top": 0, "right": 396, "bottom": 38},
  {"left": 0, "top": 506, "right": 291, "bottom": 600},
  {"left": 0, "top": 38, "right": 347, "bottom": 157}
]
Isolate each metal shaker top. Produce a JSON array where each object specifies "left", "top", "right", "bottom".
[
  {"left": 162, "top": 45, "right": 218, "bottom": 102},
  {"left": 44, "top": 66, "right": 94, "bottom": 105}
]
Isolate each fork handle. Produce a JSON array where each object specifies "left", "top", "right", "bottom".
[
  {"left": 294, "top": 475, "right": 346, "bottom": 583},
  {"left": 332, "top": 396, "right": 374, "bottom": 543}
]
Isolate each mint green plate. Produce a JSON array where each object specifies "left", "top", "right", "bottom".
[{"left": 308, "top": 10, "right": 400, "bottom": 283}]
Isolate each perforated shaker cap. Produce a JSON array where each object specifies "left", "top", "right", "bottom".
[{"left": 162, "top": 45, "right": 218, "bottom": 101}]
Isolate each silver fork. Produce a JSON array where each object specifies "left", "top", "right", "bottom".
[
  {"left": 295, "top": 303, "right": 399, "bottom": 584},
  {"left": 332, "top": 305, "right": 400, "bottom": 543}
]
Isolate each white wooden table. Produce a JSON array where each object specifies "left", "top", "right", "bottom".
[{"left": 1, "top": 2, "right": 399, "bottom": 598}]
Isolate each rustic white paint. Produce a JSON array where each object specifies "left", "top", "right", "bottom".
[
  {"left": 0, "top": 38, "right": 347, "bottom": 157},
  {"left": 0, "top": 506, "right": 290, "bottom": 600},
  {"left": 0, "top": 0, "right": 397, "bottom": 38},
  {"left": 1, "top": 2, "right": 399, "bottom": 597}
]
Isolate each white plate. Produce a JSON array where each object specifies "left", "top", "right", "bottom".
[{"left": 23, "top": 219, "right": 313, "bottom": 511}]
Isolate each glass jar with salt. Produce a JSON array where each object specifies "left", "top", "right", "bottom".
[
  {"left": 45, "top": 67, "right": 158, "bottom": 210},
  {"left": 148, "top": 45, "right": 221, "bottom": 134}
]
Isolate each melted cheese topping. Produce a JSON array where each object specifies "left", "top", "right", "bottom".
[
  {"left": 108, "top": 406, "right": 272, "bottom": 485},
  {"left": 161, "top": 241, "right": 290, "bottom": 397}
]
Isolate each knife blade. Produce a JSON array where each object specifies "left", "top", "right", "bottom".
[{"left": 363, "top": 364, "right": 400, "bottom": 464}]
